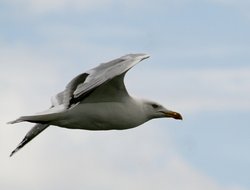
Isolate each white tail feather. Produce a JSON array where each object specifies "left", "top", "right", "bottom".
[{"left": 8, "top": 112, "right": 62, "bottom": 125}]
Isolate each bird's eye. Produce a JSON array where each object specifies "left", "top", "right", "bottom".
[{"left": 152, "top": 104, "right": 159, "bottom": 109}]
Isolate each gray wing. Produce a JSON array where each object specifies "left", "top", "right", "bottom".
[
  {"left": 62, "top": 53, "right": 150, "bottom": 108},
  {"left": 10, "top": 123, "right": 49, "bottom": 157}
]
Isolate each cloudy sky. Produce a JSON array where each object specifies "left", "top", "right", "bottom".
[{"left": 1, "top": 0, "right": 250, "bottom": 190}]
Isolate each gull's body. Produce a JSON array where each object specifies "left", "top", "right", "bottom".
[
  {"left": 9, "top": 53, "right": 182, "bottom": 156},
  {"left": 51, "top": 99, "right": 146, "bottom": 130}
]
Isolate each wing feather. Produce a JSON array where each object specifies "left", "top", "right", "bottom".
[
  {"left": 73, "top": 54, "right": 150, "bottom": 99},
  {"left": 54, "top": 53, "right": 150, "bottom": 109}
]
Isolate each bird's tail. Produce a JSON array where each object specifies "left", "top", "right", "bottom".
[
  {"left": 8, "top": 112, "right": 62, "bottom": 125},
  {"left": 10, "top": 123, "right": 49, "bottom": 157}
]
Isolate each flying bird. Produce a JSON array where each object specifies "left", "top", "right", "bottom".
[{"left": 8, "top": 53, "right": 182, "bottom": 157}]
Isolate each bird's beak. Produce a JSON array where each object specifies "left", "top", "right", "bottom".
[{"left": 161, "top": 110, "right": 183, "bottom": 120}]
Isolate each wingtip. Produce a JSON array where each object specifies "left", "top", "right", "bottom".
[
  {"left": 10, "top": 152, "right": 14, "bottom": 157},
  {"left": 9, "top": 142, "right": 25, "bottom": 157},
  {"left": 9, "top": 149, "right": 18, "bottom": 157},
  {"left": 122, "top": 53, "right": 150, "bottom": 61},
  {"left": 134, "top": 53, "right": 150, "bottom": 61},
  {"left": 141, "top": 53, "right": 150, "bottom": 60},
  {"left": 9, "top": 137, "right": 29, "bottom": 157}
]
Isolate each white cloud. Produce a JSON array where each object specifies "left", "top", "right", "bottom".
[
  {"left": 2, "top": 0, "right": 112, "bottom": 13},
  {"left": 3, "top": 0, "right": 250, "bottom": 17},
  {"left": 126, "top": 66, "right": 250, "bottom": 114},
  {"left": 1, "top": 127, "right": 246, "bottom": 190},
  {"left": 2, "top": 0, "right": 151, "bottom": 14}
]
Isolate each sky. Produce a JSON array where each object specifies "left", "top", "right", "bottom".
[{"left": 0, "top": 0, "right": 250, "bottom": 190}]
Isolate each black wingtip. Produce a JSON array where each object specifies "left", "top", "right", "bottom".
[
  {"left": 10, "top": 149, "right": 17, "bottom": 157},
  {"left": 10, "top": 144, "right": 22, "bottom": 157},
  {"left": 9, "top": 137, "right": 29, "bottom": 157},
  {"left": 10, "top": 145, "right": 22, "bottom": 157},
  {"left": 9, "top": 123, "right": 49, "bottom": 157}
]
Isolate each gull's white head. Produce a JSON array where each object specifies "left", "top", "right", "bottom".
[{"left": 142, "top": 100, "right": 183, "bottom": 120}]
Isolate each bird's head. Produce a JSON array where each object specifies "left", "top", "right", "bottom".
[{"left": 143, "top": 100, "right": 183, "bottom": 120}]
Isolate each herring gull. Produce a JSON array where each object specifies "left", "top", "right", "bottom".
[{"left": 8, "top": 53, "right": 182, "bottom": 157}]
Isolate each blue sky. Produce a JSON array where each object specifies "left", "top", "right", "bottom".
[{"left": 0, "top": 1, "right": 250, "bottom": 190}]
